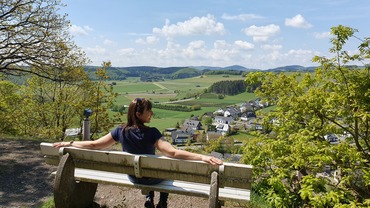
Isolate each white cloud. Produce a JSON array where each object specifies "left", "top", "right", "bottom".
[
  {"left": 184, "top": 41, "right": 207, "bottom": 58},
  {"left": 314, "top": 32, "right": 331, "bottom": 39},
  {"left": 254, "top": 48, "right": 319, "bottom": 69},
  {"left": 103, "top": 39, "right": 114, "bottom": 45},
  {"left": 221, "top": 13, "right": 264, "bottom": 21},
  {"left": 213, "top": 40, "right": 228, "bottom": 49},
  {"left": 135, "top": 36, "right": 159, "bottom": 44},
  {"left": 153, "top": 14, "right": 225, "bottom": 37},
  {"left": 234, "top": 40, "right": 254, "bottom": 50},
  {"left": 287, "top": 49, "right": 315, "bottom": 56},
  {"left": 188, "top": 40, "right": 206, "bottom": 49},
  {"left": 285, "top": 14, "right": 312, "bottom": 29},
  {"left": 85, "top": 46, "right": 106, "bottom": 54},
  {"left": 69, "top": 25, "right": 93, "bottom": 36},
  {"left": 243, "top": 24, "right": 280, "bottom": 42},
  {"left": 117, "top": 48, "right": 136, "bottom": 56},
  {"left": 261, "top": 44, "right": 282, "bottom": 50}
]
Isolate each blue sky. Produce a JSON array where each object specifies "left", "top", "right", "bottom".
[{"left": 61, "top": 0, "right": 370, "bottom": 70}]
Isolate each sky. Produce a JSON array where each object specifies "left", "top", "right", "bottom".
[{"left": 60, "top": 0, "right": 370, "bottom": 70}]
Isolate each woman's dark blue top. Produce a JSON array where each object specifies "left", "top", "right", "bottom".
[{"left": 111, "top": 125, "right": 162, "bottom": 155}]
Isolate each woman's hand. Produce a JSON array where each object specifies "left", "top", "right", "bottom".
[
  {"left": 53, "top": 141, "right": 73, "bottom": 148},
  {"left": 201, "top": 155, "right": 223, "bottom": 166}
]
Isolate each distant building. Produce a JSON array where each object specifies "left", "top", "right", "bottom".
[
  {"left": 209, "top": 151, "right": 223, "bottom": 159},
  {"left": 224, "top": 107, "right": 240, "bottom": 119},
  {"left": 182, "top": 119, "right": 202, "bottom": 130},
  {"left": 214, "top": 108, "right": 224, "bottom": 116},
  {"left": 214, "top": 116, "right": 234, "bottom": 125},
  {"left": 240, "top": 111, "right": 256, "bottom": 121},
  {"left": 171, "top": 130, "right": 192, "bottom": 144},
  {"left": 240, "top": 102, "right": 254, "bottom": 113},
  {"left": 65, "top": 128, "right": 81, "bottom": 136},
  {"left": 206, "top": 131, "right": 223, "bottom": 142},
  {"left": 215, "top": 124, "right": 231, "bottom": 136},
  {"left": 164, "top": 128, "right": 178, "bottom": 136}
]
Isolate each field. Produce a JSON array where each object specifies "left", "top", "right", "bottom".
[{"left": 109, "top": 75, "right": 257, "bottom": 131}]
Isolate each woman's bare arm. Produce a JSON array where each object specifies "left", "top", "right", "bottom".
[
  {"left": 53, "top": 133, "right": 116, "bottom": 150},
  {"left": 155, "top": 138, "right": 223, "bottom": 166}
]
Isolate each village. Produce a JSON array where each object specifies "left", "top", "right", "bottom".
[{"left": 164, "top": 98, "right": 269, "bottom": 145}]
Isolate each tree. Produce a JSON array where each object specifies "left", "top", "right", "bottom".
[
  {"left": 244, "top": 25, "right": 370, "bottom": 207},
  {"left": 89, "top": 61, "right": 118, "bottom": 139},
  {"left": 0, "top": 80, "right": 22, "bottom": 134},
  {"left": 0, "top": 0, "right": 88, "bottom": 81},
  {"left": 15, "top": 71, "right": 94, "bottom": 139}
]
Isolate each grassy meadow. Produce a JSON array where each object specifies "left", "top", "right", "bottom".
[{"left": 109, "top": 75, "right": 256, "bottom": 131}]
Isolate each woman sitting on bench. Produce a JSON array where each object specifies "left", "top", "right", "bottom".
[{"left": 53, "top": 97, "right": 223, "bottom": 208}]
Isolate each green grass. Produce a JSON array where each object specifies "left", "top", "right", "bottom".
[
  {"left": 105, "top": 75, "right": 262, "bottom": 132},
  {"left": 38, "top": 198, "right": 54, "bottom": 208},
  {"left": 110, "top": 74, "right": 247, "bottom": 104},
  {"left": 228, "top": 131, "right": 255, "bottom": 142}
]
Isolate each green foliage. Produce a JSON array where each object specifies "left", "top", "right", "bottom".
[
  {"left": 208, "top": 80, "right": 247, "bottom": 95},
  {"left": 39, "top": 197, "right": 55, "bottom": 208},
  {"left": 86, "top": 66, "right": 201, "bottom": 81},
  {"left": 0, "top": 61, "right": 118, "bottom": 140},
  {"left": 244, "top": 25, "right": 370, "bottom": 207},
  {"left": 191, "top": 104, "right": 201, "bottom": 111},
  {"left": 171, "top": 67, "right": 201, "bottom": 79},
  {"left": 0, "top": 81, "right": 22, "bottom": 134},
  {"left": 89, "top": 61, "right": 119, "bottom": 139},
  {"left": 1, "top": 0, "right": 88, "bottom": 81},
  {"left": 205, "top": 136, "right": 224, "bottom": 153},
  {"left": 203, "top": 69, "right": 243, "bottom": 75},
  {"left": 153, "top": 104, "right": 194, "bottom": 112},
  {"left": 14, "top": 70, "right": 92, "bottom": 139}
]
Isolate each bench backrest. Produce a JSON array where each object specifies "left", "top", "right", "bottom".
[{"left": 40, "top": 142, "right": 252, "bottom": 189}]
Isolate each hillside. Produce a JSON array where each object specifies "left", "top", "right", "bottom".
[{"left": 84, "top": 64, "right": 365, "bottom": 81}]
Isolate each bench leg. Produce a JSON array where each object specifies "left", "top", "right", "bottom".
[
  {"left": 54, "top": 153, "right": 98, "bottom": 208},
  {"left": 209, "top": 171, "right": 221, "bottom": 208}
]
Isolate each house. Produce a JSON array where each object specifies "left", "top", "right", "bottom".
[
  {"left": 182, "top": 119, "right": 202, "bottom": 130},
  {"left": 240, "top": 111, "right": 256, "bottom": 121},
  {"left": 209, "top": 151, "right": 223, "bottom": 159},
  {"left": 163, "top": 127, "right": 178, "bottom": 136},
  {"left": 255, "top": 124, "right": 263, "bottom": 131},
  {"left": 214, "top": 108, "right": 224, "bottom": 116},
  {"left": 206, "top": 131, "right": 223, "bottom": 142},
  {"left": 165, "top": 128, "right": 177, "bottom": 132},
  {"left": 254, "top": 98, "right": 269, "bottom": 109},
  {"left": 216, "top": 123, "right": 231, "bottom": 136},
  {"left": 240, "top": 102, "right": 254, "bottom": 113},
  {"left": 65, "top": 128, "right": 81, "bottom": 136},
  {"left": 214, "top": 116, "right": 234, "bottom": 125},
  {"left": 171, "top": 130, "right": 192, "bottom": 144},
  {"left": 224, "top": 107, "right": 240, "bottom": 119},
  {"left": 224, "top": 153, "right": 242, "bottom": 163}
]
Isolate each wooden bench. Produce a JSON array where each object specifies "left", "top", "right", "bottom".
[{"left": 40, "top": 142, "right": 253, "bottom": 208}]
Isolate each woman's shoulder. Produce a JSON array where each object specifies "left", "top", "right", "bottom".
[{"left": 146, "top": 126, "right": 160, "bottom": 132}]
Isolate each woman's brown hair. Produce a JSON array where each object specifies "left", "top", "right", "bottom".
[{"left": 125, "top": 98, "right": 152, "bottom": 129}]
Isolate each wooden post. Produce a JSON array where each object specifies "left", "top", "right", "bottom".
[
  {"left": 54, "top": 153, "right": 98, "bottom": 208},
  {"left": 209, "top": 171, "right": 220, "bottom": 208}
]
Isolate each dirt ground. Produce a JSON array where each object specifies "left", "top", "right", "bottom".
[{"left": 0, "top": 138, "right": 246, "bottom": 208}]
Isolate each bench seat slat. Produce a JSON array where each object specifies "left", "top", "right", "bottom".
[
  {"left": 52, "top": 168, "right": 250, "bottom": 202},
  {"left": 42, "top": 142, "right": 252, "bottom": 204}
]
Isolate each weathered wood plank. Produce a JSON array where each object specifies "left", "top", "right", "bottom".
[
  {"left": 41, "top": 142, "right": 252, "bottom": 204},
  {"left": 51, "top": 168, "right": 250, "bottom": 202},
  {"left": 209, "top": 171, "right": 220, "bottom": 208},
  {"left": 40, "top": 143, "right": 252, "bottom": 189}
]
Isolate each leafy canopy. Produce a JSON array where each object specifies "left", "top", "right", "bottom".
[{"left": 244, "top": 25, "right": 370, "bottom": 207}]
